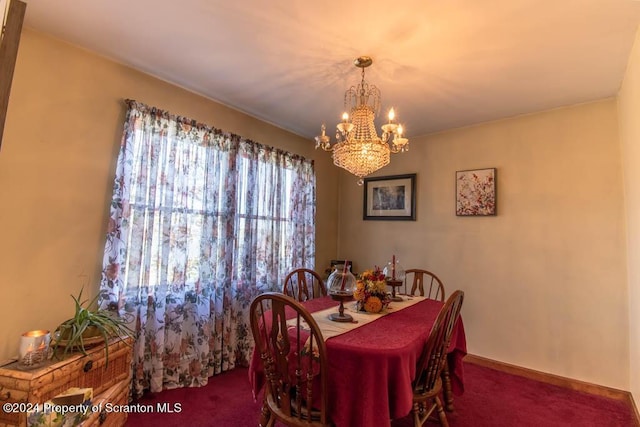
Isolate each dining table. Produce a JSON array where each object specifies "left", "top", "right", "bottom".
[{"left": 248, "top": 294, "right": 467, "bottom": 427}]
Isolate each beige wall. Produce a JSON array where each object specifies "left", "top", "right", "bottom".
[
  {"left": 0, "top": 29, "right": 338, "bottom": 361},
  {"left": 338, "top": 99, "right": 630, "bottom": 389},
  {"left": 618, "top": 27, "right": 640, "bottom": 403},
  {"left": 1, "top": 26, "right": 634, "bottom": 394}
]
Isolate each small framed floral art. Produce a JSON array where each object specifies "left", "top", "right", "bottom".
[{"left": 456, "top": 168, "right": 497, "bottom": 216}]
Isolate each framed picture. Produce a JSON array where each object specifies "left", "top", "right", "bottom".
[
  {"left": 363, "top": 174, "right": 416, "bottom": 220},
  {"left": 456, "top": 168, "right": 497, "bottom": 216},
  {"left": 0, "top": 0, "right": 26, "bottom": 151}
]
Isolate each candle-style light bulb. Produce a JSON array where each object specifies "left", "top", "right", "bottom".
[
  {"left": 393, "top": 123, "right": 409, "bottom": 149},
  {"left": 342, "top": 112, "right": 349, "bottom": 122},
  {"left": 381, "top": 108, "right": 399, "bottom": 136},
  {"left": 388, "top": 108, "right": 395, "bottom": 123}
]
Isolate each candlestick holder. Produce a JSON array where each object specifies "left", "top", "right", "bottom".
[
  {"left": 386, "top": 279, "right": 404, "bottom": 302},
  {"left": 328, "top": 291, "right": 354, "bottom": 322},
  {"left": 383, "top": 257, "right": 405, "bottom": 296},
  {"left": 327, "top": 264, "right": 356, "bottom": 322}
]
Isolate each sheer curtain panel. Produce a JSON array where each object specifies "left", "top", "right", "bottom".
[{"left": 99, "top": 100, "right": 316, "bottom": 397}]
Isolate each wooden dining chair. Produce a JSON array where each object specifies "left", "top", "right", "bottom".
[
  {"left": 250, "top": 292, "right": 331, "bottom": 427},
  {"left": 283, "top": 268, "right": 327, "bottom": 302},
  {"left": 411, "top": 290, "right": 464, "bottom": 427},
  {"left": 405, "top": 269, "right": 445, "bottom": 301}
]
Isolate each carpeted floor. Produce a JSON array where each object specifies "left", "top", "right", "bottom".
[{"left": 125, "top": 362, "right": 637, "bottom": 426}]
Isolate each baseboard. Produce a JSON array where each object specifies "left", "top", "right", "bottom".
[
  {"left": 465, "top": 354, "right": 640, "bottom": 426},
  {"left": 631, "top": 393, "right": 640, "bottom": 427},
  {"left": 464, "top": 353, "right": 633, "bottom": 401}
]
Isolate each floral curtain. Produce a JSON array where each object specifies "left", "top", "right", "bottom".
[{"left": 99, "top": 100, "right": 316, "bottom": 397}]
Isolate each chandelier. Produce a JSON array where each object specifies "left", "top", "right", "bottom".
[{"left": 315, "top": 56, "right": 409, "bottom": 185}]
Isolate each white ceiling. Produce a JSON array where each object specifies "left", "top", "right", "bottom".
[{"left": 21, "top": 0, "right": 640, "bottom": 139}]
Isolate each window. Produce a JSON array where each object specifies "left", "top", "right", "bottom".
[{"left": 100, "top": 101, "right": 315, "bottom": 394}]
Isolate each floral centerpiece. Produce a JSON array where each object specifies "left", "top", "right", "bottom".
[{"left": 353, "top": 267, "right": 392, "bottom": 313}]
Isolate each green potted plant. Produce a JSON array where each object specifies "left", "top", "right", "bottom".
[{"left": 53, "top": 288, "right": 134, "bottom": 366}]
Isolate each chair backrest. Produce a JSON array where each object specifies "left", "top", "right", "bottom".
[
  {"left": 413, "top": 290, "right": 464, "bottom": 395},
  {"left": 283, "top": 268, "right": 327, "bottom": 302},
  {"left": 250, "top": 292, "right": 329, "bottom": 425},
  {"left": 405, "top": 269, "right": 445, "bottom": 301}
]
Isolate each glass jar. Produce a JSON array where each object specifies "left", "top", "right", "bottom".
[
  {"left": 327, "top": 264, "right": 356, "bottom": 296},
  {"left": 383, "top": 259, "right": 405, "bottom": 282}
]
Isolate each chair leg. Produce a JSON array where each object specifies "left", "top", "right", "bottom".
[
  {"left": 413, "top": 399, "right": 445, "bottom": 427},
  {"left": 259, "top": 399, "right": 272, "bottom": 427},
  {"left": 412, "top": 402, "right": 426, "bottom": 427},
  {"left": 435, "top": 396, "right": 449, "bottom": 427},
  {"left": 442, "top": 360, "right": 454, "bottom": 411}
]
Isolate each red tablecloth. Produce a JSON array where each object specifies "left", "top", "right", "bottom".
[{"left": 249, "top": 296, "right": 467, "bottom": 427}]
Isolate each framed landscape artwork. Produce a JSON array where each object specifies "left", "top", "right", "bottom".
[
  {"left": 456, "top": 168, "right": 497, "bottom": 216},
  {"left": 363, "top": 174, "right": 416, "bottom": 220}
]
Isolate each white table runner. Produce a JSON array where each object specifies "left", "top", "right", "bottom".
[{"left": 288, "top": 295, "right": 426, "bottom": 340}]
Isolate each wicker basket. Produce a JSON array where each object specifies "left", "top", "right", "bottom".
[
  {"left": 81, "top": 379, "right": 130, "bottom": 427},
  {"left": 0, "top": 337, "right": 132, "bottom": 427}
]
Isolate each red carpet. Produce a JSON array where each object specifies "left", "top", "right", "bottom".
[{"left": 125, "top": 363, "right": 637, "bottom": 426}]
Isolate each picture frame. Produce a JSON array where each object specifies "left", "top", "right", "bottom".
[
  {"left": 0, "top": 0, "right": 27, "bottom": 151},
  {"left": 363, "top": 173, "right": 416, "bottom": 220},
  {"left": 456, "top": 168, "right": 497, "bottom": 216}
]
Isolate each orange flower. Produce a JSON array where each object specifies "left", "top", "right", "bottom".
[
  {"left": 361, "top": 270, "right": 375, "bottom": 281},
  {"left": 364, "top": 296, "right": 383, "bottom": 313}
]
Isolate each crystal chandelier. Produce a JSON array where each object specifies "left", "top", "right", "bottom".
[{"left": 315, "top": 56, "right": 409, "bottom": 185}]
